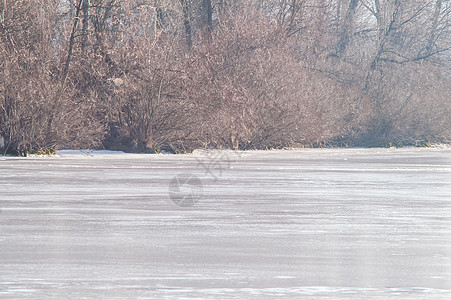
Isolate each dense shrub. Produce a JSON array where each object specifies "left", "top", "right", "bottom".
[{"left": 1, "top": 0, "right": 450, "bottom": 154}]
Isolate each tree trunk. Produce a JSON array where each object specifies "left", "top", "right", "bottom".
[
  {"left": 180, "top": 0, "right": 192, "bottom": 49},
  {"left": 81, "top": 0, "right": 89, "bottom": 51},
  {"left": 336, "top": 0, "right": 359, "bottom": 57},
  {"left": 61, "top": 0, "right": 83, "bottom": 87},
  {"left": 202, "top": 0, "right": 213, "bottom": 37}
]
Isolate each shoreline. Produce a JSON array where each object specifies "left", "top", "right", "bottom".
[{"left": 1, "top": 144, "right": 450, "bottom": 159}]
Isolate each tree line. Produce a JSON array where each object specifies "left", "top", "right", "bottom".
[{"left": 1, "top": 0, "right": 450, "bottom": 154}]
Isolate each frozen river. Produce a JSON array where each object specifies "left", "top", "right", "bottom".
[{"left": 1, "top": 148, "right": 450, "bottom": 299}]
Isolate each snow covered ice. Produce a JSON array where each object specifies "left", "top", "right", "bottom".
[{"left": 0, "top": 148, "right": 450, "bottom": 299}]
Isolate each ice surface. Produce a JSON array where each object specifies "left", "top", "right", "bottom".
[{"left": 0, "top": 148, "right": 450, "bottom": 299}]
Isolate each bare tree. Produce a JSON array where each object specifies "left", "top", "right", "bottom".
[
  {"left": 61, "top": 0, "right": 84, "bottom": 87},
  {"left": 180, "top": 0, "right": 193, "bottom": 49},
  {"left": 336, "top": 0, "right": 360, "bottom": 56}
]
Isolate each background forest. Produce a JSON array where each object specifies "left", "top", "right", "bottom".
[{"left": 1, "top": 0, "right": 450, "bottom": 154}]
